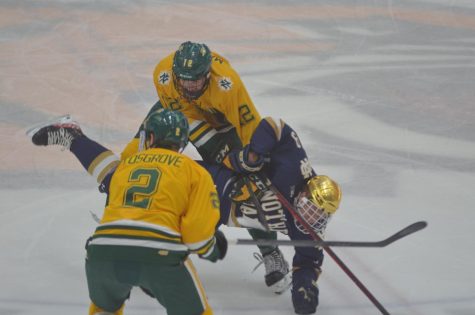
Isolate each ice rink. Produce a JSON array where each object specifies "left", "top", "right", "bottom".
[{"left": 1, "top": 0, "right": 475, "bottom": 314}]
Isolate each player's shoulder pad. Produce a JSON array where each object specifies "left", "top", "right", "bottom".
[
  {"left": 210, "top": 52, "right": 240, "bottom": 93},
  {"left": 262, "top": 117, "right": 286, "bottom": 141},
  {"left": 211, "top": 52, "right": 230, "bottom": 66},
  {"left": 154, "top": 52, "right": 175, "bottom": 87}
]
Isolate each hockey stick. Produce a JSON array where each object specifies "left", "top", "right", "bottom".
[
  {"left": 242, "top": 176, "right": 270, "bottom": 230},
  {"left": 230, "top": 221, "right": 426, "bottom": 247},
  {"left": 250, "top": 173, "right": 392, "bottom": 315},
  {"left": 90, "top": 211, "right": 101, "bottom": 223}
]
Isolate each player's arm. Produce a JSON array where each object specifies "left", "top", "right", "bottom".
[
  {"left": 223, "top": 117, "right": 285, "bottom": 173},
  {"left": 181, "top": 166, "right": 227, "bottom": 262},
  {"left": 219, "top": 73, "right": 261, "bottom": 145},
  {"left": 120, "top": 100, "right": 164, "bottom": 160},
  {"left": 248, "top": 117, "right": 287, "bottom": 155},
  {"left": 152, "top": 53, "right": 175, "bottom": 99},
  {"left": 189, "top": 119, "right": 243, "bottom": 164}
]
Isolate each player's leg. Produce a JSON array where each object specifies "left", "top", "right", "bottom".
[
  {"left": 85, "top": 258, "right": 132, "bottom": 314},
  {"left": 249, "top": 229, "right": 291, "bottom": 293},
  {"left": 291, "top": 239, "right": 324, "bottom": 314},
  {"left": 27, "top": 115, "right": 119, "bottom": 184},
  {"left": 197, "top": 162, "right": 291, "bottom": 293},
  {"left": 141, "top": 257, "right": 213, "bottom": 315}
]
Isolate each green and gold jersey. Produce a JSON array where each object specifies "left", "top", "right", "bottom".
[
  {"left": 89, "top": 147, "right": 220, "bottom": 255},
  {"left": 153, "top": 51, "right": 261, "bottom": 147},
  {"left": 120, "top": 100, "right": 243, "bottom": 164}
]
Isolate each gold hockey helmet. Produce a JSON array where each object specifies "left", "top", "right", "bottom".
[
  {"left": 307, "top": 175, "right": 342, "bottom": 214},
  {"left": 295, "top": 175, "right": 342, "bottom": 234}
]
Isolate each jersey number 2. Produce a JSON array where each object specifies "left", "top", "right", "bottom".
[{"left": 124, "top": 168, "right": 161, "bottom": 209}]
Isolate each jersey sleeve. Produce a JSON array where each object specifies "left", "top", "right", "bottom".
[
  {"left": 181, "top": 164, "right": 221, "bottom": 256},
  {"left": 219, "top": 73, "right": 261, "bottom": 145},
  {"left": 153, "top": 53, "right": 175, "bottom": 104},
  {"left": 188, "top": 119, "right": 243, "bottom": 164},
  {"left": 249, "top": 117, "right": 286, "bottom": 155}
]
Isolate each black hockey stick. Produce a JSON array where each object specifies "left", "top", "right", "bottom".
[
  {"left": 230, "top": 221, "right": 426, "bottom": 247},
  {"left": 250, "top": 172, "right": 392, "bottom": 315},
  {"left": 242, "top": 176, "right": 270, "bottom": 230}
]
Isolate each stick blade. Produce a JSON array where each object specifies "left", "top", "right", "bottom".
[{"left": 386, "top": 221, "right": 427, "bottom": 244}]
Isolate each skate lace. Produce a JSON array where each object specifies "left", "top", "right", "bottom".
[
  {"left": 47, "top": 127, "right": 73, "bottom": 150},
  {"left": 252, "top": 253, "right": 264, "bottom": 273},
  {"left": 252, "top": 250, "right": 285, "bottom": 274}
]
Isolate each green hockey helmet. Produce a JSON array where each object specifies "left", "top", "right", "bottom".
[
  {"left": 172, "top": 41, "right": 212, "bottom": 99},
  {"left": 143, "top": 108, "right": 189, "bottom": 151}
]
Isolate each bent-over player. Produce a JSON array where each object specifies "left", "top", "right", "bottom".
[{"left": 200, "top": 117, "right": 342, "bottom": 314}]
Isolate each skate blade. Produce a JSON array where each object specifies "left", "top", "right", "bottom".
[
  {"left": 270, "top": 272, "right": 292, "bottom": 294},
  {"left": 26, "top": 114, "right": 72, "bottom": 138}
]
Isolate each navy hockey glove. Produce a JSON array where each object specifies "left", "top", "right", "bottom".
[{"left": 223, "top": 145, "right": 265, "bottom": 173}]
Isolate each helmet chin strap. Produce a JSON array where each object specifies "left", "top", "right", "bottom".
[
  {"left": 143, "top": 133, "right": 154, "bottom": 150},
  {"left": 138, "top": 130, "right": 146, "bottom": 151}
]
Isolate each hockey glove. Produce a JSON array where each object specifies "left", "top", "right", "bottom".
[
  {"left": 223, "top": 145, "right": 265, "bottom": 173},
  {"left": 199, "top": 230, "right": 228, "bottom": 262},
  {"left": 215, "top": 229, "right": 228, "bottom": 260}
]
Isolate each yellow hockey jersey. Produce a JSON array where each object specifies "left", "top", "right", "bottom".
[
  {"left": 89, "top": 147, "right": 220, "bottom": 255},
  {"left": 153, "top": 51, "right": 261, "bottom": 146}
]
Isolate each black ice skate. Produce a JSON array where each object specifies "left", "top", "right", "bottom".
[
  {"left": 26, "top": 114, "right": 83, "bottom": 150},
  {"left": 254, "top": 248, "right": 292, "bottom": 294}
]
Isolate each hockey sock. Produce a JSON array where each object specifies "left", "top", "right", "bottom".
[
  {"left": 70, "top": 136, "right": 119, "bottom": 183},
  {"left": 247, "top": 229, "right": 278, "bottom": 255}
]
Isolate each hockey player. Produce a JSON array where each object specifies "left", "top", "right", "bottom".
[
  {"left": 122, "top": 41, "right": 260, "bottom": 164},
  {"left": 29, "top": 109, "right": 227, "bottom": 315},
  {"left": 202, "top": 117, "right": 342, "bottom": 314},
  {"left": 121, "top": 41, "right": 289, "bottom": 293},
  {"left": 28, "top": 113, "right": 341, "bottom": 314}
]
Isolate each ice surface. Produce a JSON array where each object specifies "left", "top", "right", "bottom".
[{"left": 1, "top": 1, "right": 474, "bottom": 314}]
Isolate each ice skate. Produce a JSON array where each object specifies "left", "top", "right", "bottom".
[
  {"left": 26, "top": 114, "right": 83, "bottom": 150},
  {"left": 254, "top": 248, "right": 292, "bottom": 294}
]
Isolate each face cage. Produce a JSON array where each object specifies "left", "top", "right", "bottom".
[
  {"left": 294, "top": 196, "right": 332, "bottom": 236},
  {"left": 174, "top": 73, "right": 210, "bottom": 100}
]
